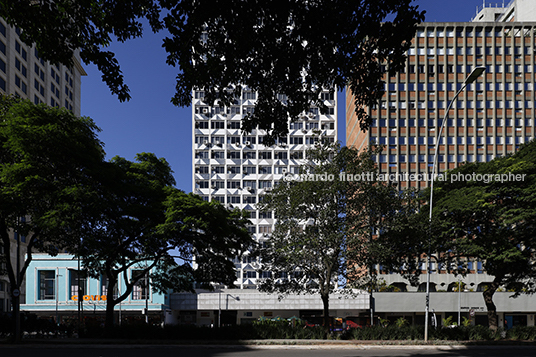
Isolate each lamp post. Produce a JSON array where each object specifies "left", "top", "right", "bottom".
[
  {"left": 145, "top": 272, "right": 149, "bottom": 324},
  {"left": 424, "top": 66, "right": 485, "bottom": 341},
  {"left": 457, "top": 279, "right": 464, "bottom": 326},
  {"left": 218, "top": 290, "right": 240, "bottom": 327},
  {"left": 55, "top": 272, "right": 63, "bottom": 326}
]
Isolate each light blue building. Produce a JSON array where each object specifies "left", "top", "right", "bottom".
[{"left": 21, "top": 253, "right": 169, "bottom": 325}]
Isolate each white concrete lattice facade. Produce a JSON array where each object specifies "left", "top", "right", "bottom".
[{"left": 192, "top": 88, "right": 337, "bottom": 289}]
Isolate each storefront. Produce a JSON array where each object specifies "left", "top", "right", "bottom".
[{"left": 21, "top": 254, "right": 168, "bottom": 326}]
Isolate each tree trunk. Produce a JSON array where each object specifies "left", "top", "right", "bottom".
[
  {"left": 105, "top": 277, "right": 118, "bottom": 329},
  {"left": 321, "top": 292, "right": 330, "bottom": 339},
  {"left": 482, "top": 280, "right": 499, "bottom": 331}
]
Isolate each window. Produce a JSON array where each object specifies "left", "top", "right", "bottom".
[
  {"left": 227, "top": 181, "right": 241, "bottom": 189},
  {"left": 211, "top": 166, "right": 225, "bottom": 174},
  {"left": 228, "top": 121, "right": 241, "bottom": 129},
  {"left": 243, "top": 166, "right": 256, "bottom": 174},
  {"left": 210, "top": 121, "right": 225, "bottom": 129},
  {"left": 275, "top": 152, "right": 287, "bottom": 160},
  {"left": 244, "top": 196, "right": 256, "bottom": 204},
  {"left": 132, "top": 270, "right": 149, "bottom": 300},
  {"left": 320, "top": 92, "right": 334, "bottom": 101},
  {"left": 38, "top": 271, "right": 55, "bottom": 300},
  {"left": 227, "top": 166, "right": 240, "bottom": 174},
  {"left": 101, "top": 275, "right": 118, "bottom": 299},
  {"left": 246, "top": 271, "right": 257, "bottom": 279},
  {"left": 290, "top": 151, "right": 303, "bottom": 159},
  {"left": 290, "top": 137, "right": 303, "bottom": 145},
  {"left": 196, "top": 181, "right": 209, "bottom": 189},
  {"left": 211, "top": 181, "right": 225, "bottom": 189},
  {"left": 242, "top": 91, "right": 256, "bottom": 100},
  {"left": 259, "top": 226, "right": 272, "bottom": 234},
  {"left": 195, "top": 121, "right": 208, "bottom": 129},
  {"left": 228, "top": 196, "right": 241, "bottom": 204},
  {"left": 258, "top": 180, "right": 272, "bottom": 189},
  {"left": 70, "top": 270, "right": 87, "bottom": 298},
  {"left": 259, "top": 166, "right": 272, "bottom": 174},
  {"left": 243, "top": 151, "right": 256, "bottom": 159}
]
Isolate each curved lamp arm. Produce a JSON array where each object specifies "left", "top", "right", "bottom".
[{"left": 424, "top": 66, "right": 485, "bottom": 341}]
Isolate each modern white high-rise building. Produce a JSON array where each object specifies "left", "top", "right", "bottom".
[{"left": 192, "top": 88, "right": 337, "bottom": 288}]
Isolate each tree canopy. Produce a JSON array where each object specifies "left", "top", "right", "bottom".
[
  {"left": 0, "top": 1, "right": 424, "bottom": 140},
  {"left": 0, "top": 96, "right": 104, "bottom": 339},
  {"left": 257, "top": 142, "right": 404, "bottom": 331},
  {"left": 427, "top": 140, "right": 536, "bottom": 330},
  {"left": 0, "top": 96, "right": 254, "bottom": 333},
  {"left": 79, "top": 153, "right": 253, "bottom": 328}
]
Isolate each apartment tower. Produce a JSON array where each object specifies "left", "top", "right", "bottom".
[
  {"left": 192, "top": 89, "right": 337, "bottom": 288},
  {"left": 0, "top": 18, "right": 86, "bottom": 313}
]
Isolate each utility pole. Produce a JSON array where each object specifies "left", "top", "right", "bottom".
[
  {"left": 13, "top": 217, "right": 21, "bottom": 343},
  {"left": 145, "top": 272, "right": 149, "bottom": 324}
]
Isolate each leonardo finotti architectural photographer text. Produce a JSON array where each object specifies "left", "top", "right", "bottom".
[{"left": 284, "top": 172, "right": 526, "bottom": 184}]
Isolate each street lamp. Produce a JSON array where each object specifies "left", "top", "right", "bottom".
[
  {"left": 424, "top": 66, "right": 485, "bottom": 341},
  {"left": 218, "top": 290, "right": 240, "bottom": 327},
  {"left": 458, "top": 279, "right": 464, "bottom": 326},
  {"left": 55, "top": 272, "right": 63, "bottom": 326}
]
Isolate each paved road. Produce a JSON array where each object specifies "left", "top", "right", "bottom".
[{"left": 1, "top": 345, "right": 536, "bottom": 357}]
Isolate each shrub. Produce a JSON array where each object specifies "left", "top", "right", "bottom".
[
  {"left": 506, "top": 326, "right": 536, "bottom": 340},
  {"left": 340, "top": 325, "right": 503, "bottom": 341},
  {"left": 394, "top": 317, "right": 409, "bottom": 328}
]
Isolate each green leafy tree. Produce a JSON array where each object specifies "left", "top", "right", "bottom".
[
  {"left": 428, "top": 140, "right": 536, "bottom": 331},
  {"left": 0, "top": 96, "right": 104, "bottom": 340},
  {"left": 79, "top": 153, "right": 253, "bottom": 328},
  {"left": 367, "top": 191, "right": 428, "bottom": 288},
  {"left": 1, "top": 1, "right": 424, "bottom": 140},
  {"left": 257, "top": 142, "right": 402, "bottom": 334}
]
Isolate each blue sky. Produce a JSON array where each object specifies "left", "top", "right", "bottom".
[{"left": 80, "top": 0, "right": 490, "bottom": 192}]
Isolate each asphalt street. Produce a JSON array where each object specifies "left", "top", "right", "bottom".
[{"left": 1, "top": 345, "right": 536, "bottom": 357}]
